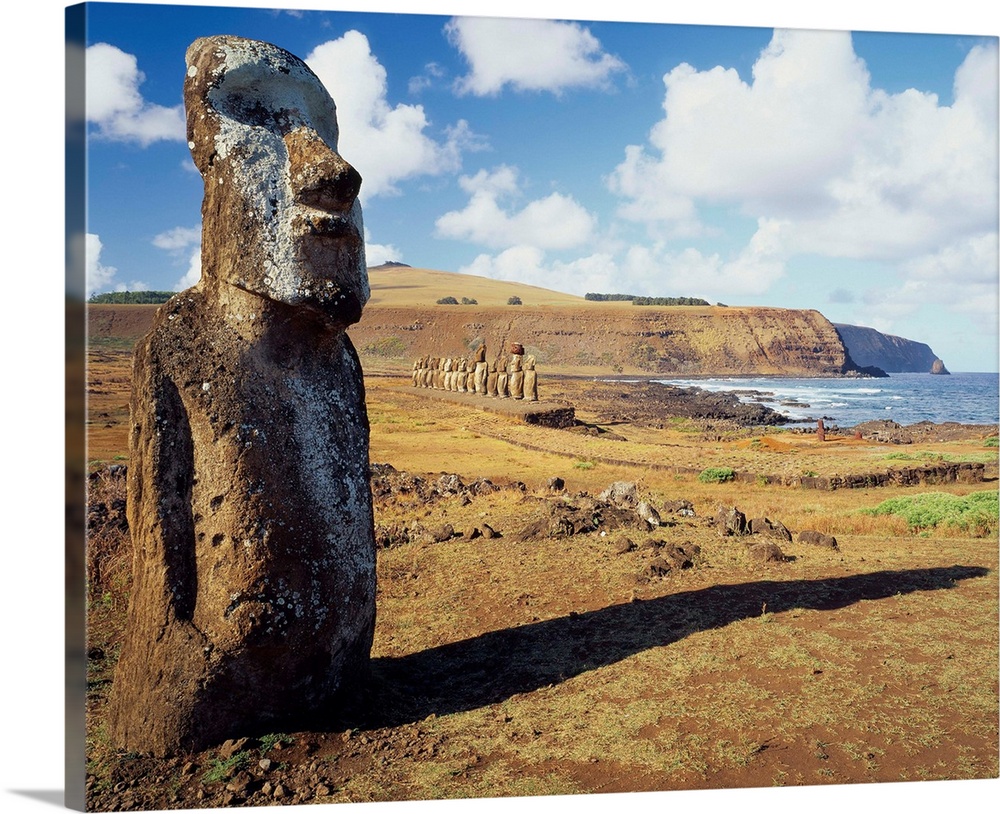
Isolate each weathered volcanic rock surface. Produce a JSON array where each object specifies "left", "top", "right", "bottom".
[{"left": 107, "top": 35, "right": 376, "bottom": 757}]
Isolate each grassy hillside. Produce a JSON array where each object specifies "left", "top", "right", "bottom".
[{"left": 366, "top": 265, "right": 597, "bottom": 308}]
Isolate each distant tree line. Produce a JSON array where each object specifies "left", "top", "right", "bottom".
[
  {"left": 436, "top": 296, "right": 479, "bottom": 305},
  {"left": 584, "top": 293, "right": 638, "bottom": 301},
  {"left": 89, "top": 291, "right": 175, "bottom": 304},
  {"left": 585, "top": 293, "right": 710, "bottom": 306},
  {"left": 631, "top": 296, "right": 710, "bottom": 306}
]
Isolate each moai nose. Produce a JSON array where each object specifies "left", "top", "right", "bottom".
[{"left": 285, "top": 127, "right": 362, "bottom": 213}]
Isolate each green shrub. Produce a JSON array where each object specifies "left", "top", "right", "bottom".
[
  {"left": 507, "top": 295, "right": 523, "bottom": 305},
  {"left": 698, "top": 466, "right": 735, "bottom": 483},
  {"left": 859, "top": 491, "right": 998, "bottom": 536},
  {"left": 436, "top": 296, "right": 459, "bottom": 305},
  {"left": 258, "top": 733, "right": 293, "bottom": 755},
  {"left": 461, "top": 297, "right": 478, "bottom": 305},
  {"left": 984, "top": 436, "right": 998, "bottom": 448},
  {"left": 202, "top": 751, "right": 250, "bottom": 784}
]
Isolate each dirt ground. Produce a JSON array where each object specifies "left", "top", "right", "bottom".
[{"left": 83, "top": 350, "right": 999, "bottom": 810}]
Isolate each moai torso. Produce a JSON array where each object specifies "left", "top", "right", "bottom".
[
  {"left": 107, "top": 36, "right": 375, "bottom": 756},
  {"left": 523, "top": 354, "right": 538, "bottom": 401},
  {"left": 509, "top": 350, "right": 525, "bottom": 399}
]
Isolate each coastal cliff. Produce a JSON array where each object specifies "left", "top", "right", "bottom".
[
  {"left": 835, "top": 323, "right": 948, "bottom": 374},
  {"left": 86, "top": 268, "right": 928, "bottom": 379},
  {"left": 351, "top": 304, "right": 859, "bottom": 377}
]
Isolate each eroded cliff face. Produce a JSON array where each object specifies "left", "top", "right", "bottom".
[
  {"left": 88, "top": 303, "right": 870, "bottom": 377},
  {"left": 834, "top": 323, "right": 946, "bottom": 373},
  {"left": 350, "top": 305, "right": 857, "bottom": 377}
]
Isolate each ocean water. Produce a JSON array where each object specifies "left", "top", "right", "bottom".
[{"left": 653, "top": 372, "right": 999, "bottom": 427}]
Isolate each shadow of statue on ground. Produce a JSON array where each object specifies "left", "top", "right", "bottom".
[{"left": 327, "top": 564, "right": 987, "bottom": 731}]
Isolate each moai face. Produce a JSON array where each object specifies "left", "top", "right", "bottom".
[{"left": 184, "top": 36, "right": 367, "bottom": 326}]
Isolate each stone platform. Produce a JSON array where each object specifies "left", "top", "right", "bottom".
[{"left": 406, "top": 386, "right": 576, "bottom": 429}]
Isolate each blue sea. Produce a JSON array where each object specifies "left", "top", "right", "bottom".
[{"left": 653, "top": 372, "right": 999, "bottom": 427}]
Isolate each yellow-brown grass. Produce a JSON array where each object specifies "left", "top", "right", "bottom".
[{"left": 83, "top": 343, "right": 998, "bottom": 807}]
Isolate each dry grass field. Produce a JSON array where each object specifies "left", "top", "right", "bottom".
[
  {"left": 83, "top": 327, "right": 999, "bottom": 809},
  {"left": 83, "top": 269, "right": 998, "bottom": 807}
]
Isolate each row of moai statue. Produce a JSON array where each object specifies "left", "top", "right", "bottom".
[{"left": 412, "top": 342, "right": 539, "bottom": 402}]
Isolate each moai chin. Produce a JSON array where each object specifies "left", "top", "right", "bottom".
[{"left": 107, "top": 35, "right": 376, "bottom": 756}]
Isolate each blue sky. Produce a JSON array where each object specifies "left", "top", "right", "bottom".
[{"left": 74, "top": 0, "right": 998, "bottom": 372}]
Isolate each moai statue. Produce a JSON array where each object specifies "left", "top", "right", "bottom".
[
  {"left": 523, "top": 354, "right": 538, "bottom": 402},
  {"left": 457, "top": 357, "right": 469, "bottom": 392},
  {"left": 496, "top": 353, "right": 510, "bottom": 398},
  {"left": 486, "top": 358, "right": 499, "bottom": 397},
  {"left": 107, "top": 36, "right": 376, "bottom": 756},
  {"left": 443, "top": 357, "right": 454, "bottom": 390},
  {"left": 473, "top": 343, "right": 488, "bottom": 394},
  {"left": 817, "top": 418, "right": 826, "bottom": 442},
  {"left": 509, "top": 344, "right": 525, "bottom": 400},
  {"left": 412, "top": 358, "right": 421, "bottom": 386}
]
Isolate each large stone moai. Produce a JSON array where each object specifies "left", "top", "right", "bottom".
[
  {"left": 508, "top": 343, "right": 525, "bottom": 400},
  {"left": 107, "top": 36, "right": 376, "bottom": 757},
  {"left": 496, "top": 352, "right": 510, "bottom": 398},
  {"left": 486, "top": 359, "right": 499, "bottom": 397},
  {"left": 473, "top": 344, "right": 488, "bottom": 394},
  {"left": 523, "top": 354, "right": 538, "bottom": 402}
]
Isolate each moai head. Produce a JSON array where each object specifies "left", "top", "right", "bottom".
[{"left": 184, "top": 35, "right": 367, "bottom": 327}]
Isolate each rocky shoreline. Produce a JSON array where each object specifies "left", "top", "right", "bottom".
[{"left": 549, "top": 376, "right": 996, "bottom": 442}]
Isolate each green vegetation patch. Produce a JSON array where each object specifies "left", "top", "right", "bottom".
[
  {"left": 202, "top": 751, "right": 250, "bottom": 784},
  {"left": 631, "top": 296, "right": 710, "bottom": 306},
  {"left": 984, "top": 436, "right": 998, "bottom": 448},
  {"left": 698, "top": 466, "right": 736, "bottom": 483},
  {"left": 363, "top": 336, "right": 407, "bottom": 358},
  {"left": 89, "top": 291, "right": 174, "bottom": 304},
  {"left": 584, "top": 293, "right": 710, "bottom": 305},
  {"left": 881, "top": 450, "right": 997, "bottom": 464},
  {"left": 859, "top": 491, "right": 998, "bottom": 536},
  {"left": 258, "top": 733, "right": 293, "bottom": 755}
]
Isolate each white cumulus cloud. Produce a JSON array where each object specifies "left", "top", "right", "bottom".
[
  {"left": 364, "top": 227, "right": 402, "bottom": 267},
  {"left": 306, "top": 31, "right": 483, "bottom": 198},
  {"left": 85, "top": 233, "right": 118, "bottom": 296},
  {"left": 445, "top": 16, "right": 626, "bottom": 96},
  {"left": 459, "top": 246, "right": 620, "bottom": 298},
  {"left": 175, "top": 248, "right": 202, "bottom": 292},
  {"left": 85, "top": 233, "right": 149, "bottom": 295},
  {"left": 152, "top": 226, "right": 201, "bottom": 252},
  {"left": 610, "top": 32, "right": 998, "bottom": 265},
  {"left": 86, "top": 43, "right": 185, "bottom": 145},
  {"left": 152, "top": 226, "right": 202, "bottom": 291},
  {"left": 435, "top": 166, "right": 596, "bottom": 250}
]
